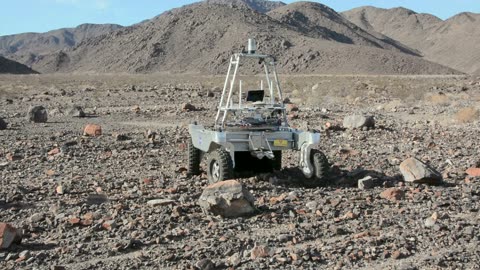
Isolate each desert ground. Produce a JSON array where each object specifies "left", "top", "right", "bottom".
[{"left": 0, "top": 73, "right": 479, "bottom": 269}]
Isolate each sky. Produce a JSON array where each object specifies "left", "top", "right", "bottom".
[{"left": 1, "top": 0, "right": 479, "bottom": 36}]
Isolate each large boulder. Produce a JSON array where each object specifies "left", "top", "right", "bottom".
[
  {"left": 0, "top": 223, "right": 22, "bottom": 249},
  {"left": 27, "top": 105, "right": 48, "bottom": 123},
  {"left": 198, "top": 180, "right": 256, "bottom": 218},
  {"left": 399, "top": 157, "right": 443, "bottom": 184},
  {"left": 343, "top": 115, "right": 375, "bottom": 129},
  {"left": 0, "top": 117, "right": 7, "bottom": 130}
]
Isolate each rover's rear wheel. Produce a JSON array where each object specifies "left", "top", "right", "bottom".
[
  {"left": 207, "top": 148, "right": 234, "bottom": 184},
  {"left": 187, "top": 139, "right": 201, "bottom": 176}
]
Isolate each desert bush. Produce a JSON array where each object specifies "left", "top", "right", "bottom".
[
  {"left": 428, "top": 93, "right": 450, "bottom": 106},
  {"left": 455, "top": 107, "right": 478, "bottom": 123}
]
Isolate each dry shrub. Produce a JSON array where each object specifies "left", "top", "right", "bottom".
[
  {"left": 455, "top": 107, "right": 478, "bottom": 123},
  {"left": 429, "top": 94, "right": 450, "bottom": 105}
]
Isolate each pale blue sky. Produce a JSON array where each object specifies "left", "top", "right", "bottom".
[{"left": 1, "top": 0, "right": 479, "bottom": 36}]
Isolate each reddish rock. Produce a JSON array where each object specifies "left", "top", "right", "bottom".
[
  {"left": 48, "top": 148, "right": 60, "bottom": 156},
  {"left": 286, "top": 104, "right": 299, "bottom": 113},
  {"left": 288, "top": 112, "right": 299, "bottom": 120},
  {"left": 380, "top": 188, "right": 405, "bottom": 202},
  {"left": 102, "top": 220, "right": 117, "bottom": 231},
  {"left": 466, "top": 168, "right": 480, "bottom": 177},
  {"left": 0, "top": 223, "right": 22, "bottom": 249},
  {"left": 68, "top": 218, "right": 81, "bottom": 225},
  {"left": 250, "top": 245, "right": 271, "bottom": 260},
  {"left": 6, "top": 153, "right": 22, "bottom": 161},
  {"left": 83, "top": 124, "right": 102, "bottom": 137}
]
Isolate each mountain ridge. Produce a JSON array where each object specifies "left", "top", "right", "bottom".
[{"left": 343, "top": 6, "right": 480, "bottom": 73}]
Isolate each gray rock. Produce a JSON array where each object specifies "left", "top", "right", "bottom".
[
  {"left": 305, "top": 201, "right": 318, "bottom": 210},
  {"left": 27, "top": 106, "right": 48, "bottom": 123},
  {"left": 399, "top": 157, "right": 443, "bottom": 184},
  {"left": 343, "top": 115, "right": 375, "bottom": 129},
  {"left": 198, "top": 180, "right": 256, "bottom": 218},
  {"left": 0, "top": 223, "right": 22, "bottom": 249},
  {"left": 195, "top": 258, "right": 215, "bottom": 270},
  {"left": 358, "top": 176, "right": 382, "bottom": 190},
  {"left": 29, "top": 213, "right": 44, "bottom": 223},
  {"left": 0, "top": 117, "right": 7, "bottom": 130},
  {"left": 147, "top": 199, "right": 176, "bottom": 206},
  {"left": 425, "top": 217, "right": 436, "bottom": 228},
  {"left": 67, "top": 105, "right": 86, "bottom": 118}
]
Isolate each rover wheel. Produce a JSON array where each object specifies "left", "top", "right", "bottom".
[
  {"left": 303, "top": 149, "right": 330, "bottom": 186},
  {"left": 187, "top": 139, "right": 201, "bottom": 176},
  {"left": 207, "top": 148, "right": 234, "bottom": 184},
  {"left": 312, "top": 150, "right": 330, "bottom": 180},
  {"left": 270, "top": 151, "right": 282, "bottom": 171}
]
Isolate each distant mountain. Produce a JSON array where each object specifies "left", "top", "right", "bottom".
[
  {"left": 205, "top": 0, "right": 286, "bottom": 13},
  {"left": 0, "top": 56, "right": 38, "bottom": 74},
  {"left": 267, "top": 2, "right": 419, "bottom": 55},
  {"left": 25, "top": 1, "right": 457, "bottom": 75},
  {"left": 0, "top": 23, "right": 123, "bottom": 68},
  {"left": 343, "top": 6, "right": 480, "bottom": 74}
]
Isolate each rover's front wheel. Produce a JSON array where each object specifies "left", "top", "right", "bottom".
[
  {"left": 207, "top": 148, "right": 234, "bottom": 184},
  {"left": 303, "top": 149, "right": 330, "bottom": 186}
]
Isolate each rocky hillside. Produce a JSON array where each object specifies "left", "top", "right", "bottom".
[
  {"left": 25, "top": 2, "right": 457, "bottom": 75},
  {"left": 0, "top": 56, "right": 38, "bottom": 74},
  {"left": 205, "top": 0, "right": 286, "bottom": 13},
  {"left": 343, "top": 7, "right": 480, "bottom": 74},
  {"left": 267, "top": 2, "right": 419, "bottom": 55},
  {"left": 0, "top": 23, "right": 123, "bottom": 68}
]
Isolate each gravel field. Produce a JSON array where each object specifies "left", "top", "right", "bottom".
[{"left": 0, "top": 74, "right": 479, "bottom": 269}]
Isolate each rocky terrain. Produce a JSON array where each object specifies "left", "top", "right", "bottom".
[
  {"left": 0, "top": 73, "right": 479, "bottom": 269},
  {"left": 343, "top": 7, "right": 480, "bottom": 74},
  {"left": 0, "top": 57, "right": 38, "bottom": 74},
  {"left": 0, "top": 1, "right": 459, "bottom": 75}
]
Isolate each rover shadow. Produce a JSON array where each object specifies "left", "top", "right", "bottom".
[{"left": 264, "top": 166, "right": 402, "bottom": 189}]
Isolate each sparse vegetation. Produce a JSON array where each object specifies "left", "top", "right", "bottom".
[{"left": 455, "top": 107, "right": 479, "bottom": 123}]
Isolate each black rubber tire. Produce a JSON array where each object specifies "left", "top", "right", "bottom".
[
  {"left": 270, "top": 151, "right": 282, "bottom": 171},
  {"left": 187, "top": 139, "right": 201, "bottom": 176},
  {"left": 303, "top": 149, "right": 330, "bottom": 186},
  {"left": 312, "top": 150, "right": 330, "bottom": 180},
  {"left": 207, "top": 148, "right": 234, "bottom": 184}
]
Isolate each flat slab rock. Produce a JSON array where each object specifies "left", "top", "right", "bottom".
[
  {"left": 399, "top": 157, "right": 443, "bottom": 184},
  {"left": 198, "top": 180, "right": 256, "bottom": 218}
]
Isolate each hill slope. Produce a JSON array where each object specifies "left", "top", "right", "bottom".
[
  {"left": 0, "top": 23, "right": 123, "bottom": 68},
  {"left": 343, "top": 7, "right": 480, "bottom": 74},
  {"left": 0, "top": 56, "right": 38, "bottom": 74},
  {"left": 26, "top": 2, "right": 457, "bottom": 75},
  {"left": 267, "top": 2, "right": 419, "bottom": 55}
]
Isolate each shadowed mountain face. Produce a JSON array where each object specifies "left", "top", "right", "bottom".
[
  {"left": 0, "top": 1, "right": 462, "bottom": 75},
  {"left": 0, "top": 56, "right": 38, "bottom": 74},
  {"left": 0, "top": 24, "right": 123, "bottom": 68},
  {"left": 343, "top": 6, "right": 480, "bottom": 74}
]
